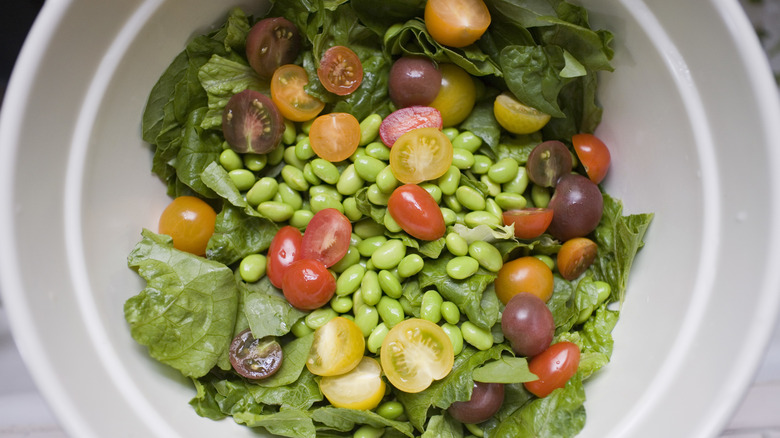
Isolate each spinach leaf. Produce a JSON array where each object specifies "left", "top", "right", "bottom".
[
  {"left": 233, "top": 408, "right": 316, "bottom": 438},
  {"left": 206, "top": 202, "right": 279, "bottom": 266},
  {"left": 175, "top": 107, "right": 223, "bottom": 198},
  {"left": 311, "top": 407, "right": 415, "bottom": 437},
  {"left": 420, "top": 414, "right": 463, "bottom": 438},
  {"left": 241, "top": 277, "right": 307, "bottom": 339}
]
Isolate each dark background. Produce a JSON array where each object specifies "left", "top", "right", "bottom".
[{"left": 0, "top": 1, "right": 45, "bottom": 103}]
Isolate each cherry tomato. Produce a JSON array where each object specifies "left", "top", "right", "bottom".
[
  {"left": 381, "top": 318, "right": 454, "bottom": 393},
  {"left": 301, "top": 208, "right": 352, "bottom": 267},
  {"left": 266, "top": 226, "right": 303, "bottom": 289},
  {"left": 388, "top": 56, "right": 442, "bottom": 108},
  {"left": 379, "top": 106, "right": 444, "bottom": 148},
  {"left": 245, "top": 17, "right": 301, "bottom": 80},
  {"left": 501, "top": 292, "right": 554, "bottom": 357},
  {"left": 228, "top": 328, "right": 283, "bottom": 380},
  {"left": 158, "top": 196, "right": 217, "bottom": 256},
  {"left": 428, "top": 64, "right": 476, "bottom": 127},
  {"left": 307, "top": 317, "right": 365, "bottom": 376},
  {"left": 526, "top": 141, "right": 573, "bottom": 188},
  {"left": 502, "top": 208, "right": 554, "bottom": 240},
  {"left": 494, "top": 256, "right": 554, "bottom": 304},
  {"left": 222, "top": 89, "right": 285, "bottom": 154},
  {"left": 309, "top": 112, "right": 361, "bottom": 162},
  {"left": 524, "top": 342, "right": 581, "bottom": 398},
  {"left": 271, "top": 64, "right": 326, "bottom": 122},
  {"left": 572, "top": 133, "right": 611, "bottom": 184},
  {"left": 448, "top": 382, "right": 505, "bottom": 424},
  {"left": 493, "top": 92, "right": 551, "bottom": 134},
  {"left": 319, "top": 356, "right": 386, "bottom": 410},
  {"left": 389, "top": 127, "right": 453, "bottom": 184},
  {"left": 317, "top": 46, "right": 364, "bottom": 96},
  {"left": 424, "top": 0, "right": 491, "bottom": 48},
  {"left": 387, "top": 184, "right": 446, "bottom": 241},
  {"left": 282, "top": 259, "right": 336, "bottom": 310},
  {"left": 557, "top": 237, "right": 598, "bottom": 281},
  {"left": 547, "top": 174, "right": 603, "bottom": 242}
]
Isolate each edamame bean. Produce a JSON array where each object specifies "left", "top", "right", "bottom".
[
  {"left": 446, "top": 256, "right": 480, "bottom": 280},
  {"left": 455, "top": 185, "right": 486, "bottom": 211},
  {"left": 357, "top": 235, "right": 387, "bottom": 257},
  {"left": 354, "top": 305, "right": 379, "bottom": 337},
  {"left": 228, "top": 169, "right": 256, "bottom": 191},
  {"left": 277, "top": 183, "right": 303, "bottom": 210},
  {"left": 503, "top": 166, "right": 529, "bottom": 194},
  {"left": 359, "top": 114, "right": 383, "bottom": 146},
  {"left": 468, "top": 241, "right": 503, "bottom": 272},
  {"left": 282, "top": 119, "right": 296, "bottom": 145},
  {"left": 485, "top": 198, "right": 503, "bottom": 219},
  {"left": 441, "top": 323, "right": 464, "bottom": 355},
  {"left": 420, "top": 183, "right": 443, "bottom": 204},
  {"left": 384, "top": 213, "right": 403, "bottom": 233},
  {"left": 443, "top": 194, "right": 463, "bottom": 213},
  {"left": 331, "top": 245, "right": 361, "bottom": 273},
  {"left": 471, "top": 155, "right": 492, "bottom": 175},
  {"left": 437, "top": 166, "right": 461, "bottom": 196},
  {"left": 331, "top": 295, "right": 354, "bottom": 314},
  {"left": 397, "top": 254, "right": 424, "bottom": 278},
  {"left": 464, "top": 211, "right": 501, "bottom": 228},
  {"left": 440, "top": 207, "right": 457, "bottom": 225},
  {"left": 243, "top": 153, "right": 267, "bottom": 172},
  {"left": 534, "top": 254, "right": 555, "bottom": 271},
  {"left": 445, "top": 232, "right": 469, "bottom": 256},
  {"left": 311, "top": 158, "right": 340, "bottom": 184},
  {"left": 595, "top": 280, "right": 612, "bottom": 303},
  {"left": 461, "top": 321, "right": 493, "bottom": 350},
  {"left": 246, "top": 177, "right": 279, "bottom": 206},
  {"left": 376, "top": 401, "right": 404, "bottom": 420},
  {"left": 354, "top": 155, "right": 386, "bottom": 183},
  {"left": 337, "top": 164, "right": 365, "bottom": 196},
  {"left": 367, "top": 322, "right": 389, "bottom": 354},
  {"left": 361, "top": 271, "right": 383, "bottom": 306},
  {"left": 451, "top": 148, "right": 475, "bottom": 170},
  {"left": 310, "top": 193, "right": 345, "bottom": 214},
  {"left": 452, "top": 131, "right": 483, "bottom": 153},
  {"left": 267, "top": 144, "right": 285, "bottom": 165},
  {"left": 342, "top": 197, "right": 363, "bottom": 221},
  {"left": 399, "top": 295, "right": 415, "bottom": 317},
  {"left": 289, "top": 209, "right": 314, "bottom": 228},
  {"left": 377, "top": 296, "right": 405, "bottom": 327},
  {"left": 310, "top": 184, "right": 341, "bottom": 200},
  {"left": 291, "top": 318, "right": 314, "bottom": 338},
  {"left": 378, "top": 270, "right": 403, "bottom": 299},
  {"left": 531, "top": 184, "right": 551, "bottom": 208},
  {"left": 284, "top": 145, "right": 307, "bottom": 170},
  {"left": 441, "top": 302, "right": 460, "bottom": 324},
  {"left": 301, "top": 117, "right": 314, "bottom": 134},
  {"left": 365, "top": 141, "right": 391, "bottom": 161},
  {"left": 375, "top": 165, "right": 399, "bottom": 194},
  {"left": 219, "top": 149, "right": 243, "bottom": 171},
  {"left": 353, "top": 425, "right": 384, "bottom": 438},
  {"left": 367, "top": 184, "right": 390, "bottom": 205},
  {"left": 465, "top": 422, "right": 484, "bottom": 438},
  {"left": 371, "top": 239, "right": 406, "bottom": 270},
  {"left": 480, "top": 174, "right": 502, "bottom": 197},
  {"left": 354, "top": 219, "right": 385, "bottom": 238},
  {"left": 239, "top": 254, "right": 267, "bottom": 282},
  {"left": 302, "top": 162, "right": 322, "bottom": 185},
  {"left": 257, "top": 201, "right": 295, "bottom": 222},
  {"left": 305, "top": 308, "right": 338, "bottom": 330},
  {"left": 295, "top": 137, "right": 315, "bottom": 161},
  {"left": 420, "top": 290, "right": 443, "bottom": 323},
  {"left": 281, "top": 165, "right": 309, "bottom": 191},
  {"left": 488, "top": 157, "right": 520, "bottom": 184},
  {"left": 495, "top": 192, "right": 527, "bottom": 211},
  {"left": 336, "top": 264, "right": 366, "bottom": 296},
  {"left": 442, "top": 127, "right": 459, "bottom": 141},
  {"left": 350, "top": 147, "right": 367, "bottom": 162}
]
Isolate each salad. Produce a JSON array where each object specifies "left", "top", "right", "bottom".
[{"left": 125, "top": 0, "right": 654, "bottom": 437}]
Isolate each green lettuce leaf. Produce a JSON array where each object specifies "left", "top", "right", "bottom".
[{"left": 240, "top": 276, "right": 307, "bottom": 339}]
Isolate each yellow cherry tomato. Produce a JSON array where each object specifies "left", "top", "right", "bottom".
[
  {"left": 428, "top": 64, "right": 476, "bottom": 127},
  {"left": 306, "top": 317, "right": 365, "bottom": 376},
  {"left": 158, "top": 196, "right": 217, "bottom": 256},
  {"left": 493, "top": 92, "right": 551, "bottom": 134},
  {"left": 380, "top": 318, "right": 454, "bottom": 393},
  {"left": 319, "top": 356, "right": 386, "bottom": 410},
  {"left": 389, "top": 127, "right": 453, "bottom": 184}
]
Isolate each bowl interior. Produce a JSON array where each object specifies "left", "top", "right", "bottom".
[{"left": 2, "top": 0, "right": 779, "bottom": 437}]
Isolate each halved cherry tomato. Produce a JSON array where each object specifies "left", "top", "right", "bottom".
[
  {"left": 266, "top": 226, "right": 303, "bottom": 288},
  {"left": 524, "top": 342, "right": 581, "bottom": 398},
  {"left": 428, "top": 64, "right": 476, "bottom": 127},
  {"left": 158, "top": 196, "right": 217, "bottom": 256},
  {"left": 424, "top": 0, "right": 491, "bottom": 48},
  {"left": 222, "top": 89, "right": 285, "bottom": 154},
  {"left": 319, "top": 356, "right": 386, "bottom": 410},
  {"left": 282, "top": 259, "right": 336, "bottom": 310},
  {"left": 494, "top": 92, "right": 551, "bottom": 134},
  {"left": 389, "top": 127, "right": 453, "bottom": 184},
  {"left": 494, "top": 256, "right": 554, "bottom": 304},
  {"left": 228, "top": 329, "right": 283, "bottom": 380},
  {"left": 309, "top": 112, "right": 361, "bottom": 162},
  {"left": 301, "top": 208, "right": 352, "bottom": 267},
  {"left": 379, "top": 106, "right": 443, "bottom": 148},
  {"left": 387, "top": 184, "right": 446, "bottom": 241},
  {"left": 572, "top": 133, "right": 611, "bottom": 184},
  {"left": 502, "top": 208, "right": 554, "bottom": 240},
  {"left": 557, "top": 237, "right": 598, "bottom": 281},
  {"left": 317, "top": 46, "right": 364, "bottom": 96},
  {"left": 307, "top": 317, "right": 365, "bottom": 376},
  {"left": 381, "top": 318, "right": 454, "bottom": 393},
  {"left": 271, "top": 64, "right": 326, "bottom": 122}
]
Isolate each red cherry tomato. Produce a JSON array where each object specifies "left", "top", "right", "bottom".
[
  {"left": 502, "top": 208, "right": 554, "bottom": 240},
  {"left": 317, "top": 46, "right": 364, "bottom": 96},
  {"left": 572, "top": 133, "right": 611, "bottom": 184},
  {"left": 282, "top": 259, "right": 336, "bottom": 310},
  {"left": 379, "top": 106, "right": 443, "bottom": 148},
  {"left": 524, "top": 341, "right": 581, "bottom": 398},
  {"left": 387, "top": 184, "right": 446, "bottom": 241},
  {"left": 301, "top": 208, "right": 352, "bottom": 267},
  {"left": 266, "top": 226, "right": 303, "bottom": 288}
]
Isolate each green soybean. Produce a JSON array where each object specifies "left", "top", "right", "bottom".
[
  {"left": 257, "top": 201, "right": 295, "bottom": 222},
  {"left": 354, "top": 305, "right": 379, "bottom": 337},
  {"left": 246, "top": 177, "right": 278, "bottom": 206},
  {"left": 310, "top": 158, "right": 340, "bottom": 184},
  {"left": 468, "top": 241, "right": 503, "bottom": 272},
  {"left": 294, "top": 137, "right": 315, "bottom": 161},
  {"left": 282, "top": 119, "right": 296, "bottom": 145},
  {"left": 336, "top": 264, "right": 365, "bottom": 296},
  {"left": 464, "top": 211, "right": 501, "bottom": 228},
  {"left": 455, "top": 185, "right": 486, "bottom": 211},
  {"left": 219, "top": 149, "right": 243, "bottom": 171},
  {"left": 331, "top": 295, "right": 353, "bottom": 314},
  {"left": 441, "top": 302, "right": 460, "bottom": 324},
  {"left": 465, "top": 422, "right": 484, "bottom": 438},
  {"left": 343, "top": 197, "right": 363, "bottom": 221},
  {"left": 331, "top": 245, "right": 361, "bottom": 273},
  {"left": 441, "top": 127, "right": 459, "bottom": 141},
  {"left": 376, "top": 401, "right": 404, "bottom": 420},
  {"left": 302, "top": 162, "right": 321, "bottom": 186},
  {"left": 495, "top": 192, "right": 527, "bottom": 211},
  {"left": 488, "top": 157, "right": 520, "bottom": 184},
  {"left": 414, "top": 183, "right": 439, "bottom": 205},
  {"left": 354, "top": 155, "right": 386, "bottom": 183},
  {"left": 354, "top": 219, "right": 385, "bottom": 238},
  {"left": 357, "top": 235, "right": 387, "bottom": 257},
  {"left": 503, "top": 166, "right": 529, "bottom": 194},
  {"left": 310, "top": 193, "right": 345, "bottom": 214},
  {"left": 471, "top": 155, "right": 492, "bottom": 175},
  {"left": 485, "top": 198, "right": 503, "bottom": 219},
  {"left": 353, "top": 425, "right": 384, "bottom": 438},
  {"left": 451, "top": 148, "right": 475, "bottom": 170},
  {"left": 384, "top": 213, "right": 403, "bottom": 233},
  {"left": 441, "top": 323, "right": 464, "bottom": 355},
  {"left": 289, "top": 209, "right": 314, "bottom": 228},
  {"left": 375, "top": 166, "right": 399, "bottom": 194},
  {"left": 447, "top": 256, "right": 480, "bottom": 280},
  {"left": 301, "top": 117, "right": 314, "bottom": 134},
  {"left": 281, "top": 165, "right": 309, "bottom": 191},
  {"left": 305, "top": 308, "right": 338, "bottom": 330},
  {"left": 534, "top": 254, "right": 555, "bottom": 271},
  {"left": 378, "top": 270, "right": 403, "bottom": 299},
  {"left": 277, "top": 183, "right": 303, "bottom": 210},
  {"left": 452, "top": 131, "right": 482, "bottom": 153},
  {"left": 440, "top": 207, "right": 457, "bottom": 225},
  {"left": 365, "top": 141, "right": 391, "bottom": 161},
  {"left": 437, "top": 166, "right": 461, "bottom": 196},
  {"left": 336, "top": 164, "right": 365, "bottom": 196},
  {"left": 361, "top": 271, "right": 383, "bottom": 306},
  {"left": 397, "top": 254, "right": 424, "bottom": 278},
  {"left": 531, "top": 184, "right": 551, "bottom": 208},
  {"left": 350, "top": 147, "right": 366, "bottom": 162},
  {"left": 267, "top": 144, "right": 285, "bottom": 165},
  {"left": 365, "top": 184, "right": 389, "bottom": 206},
  {"left": 445, "top": 232, "right": 469, "bottom": 256},
  {"left": 461, "top": 321, "right": 493, "bottom": 350},
  {"left": 243, "top": 153, "right": 267, "bottom": 172},
  {"left": 359, "top": 114, "right": 383, "bottom": 146},
  {"left": 284, "top": 145, "right": 307, "bottom": 170},
  {"left": 420, "top": 290, "right": 443, "bottom": 323},
  {"left": 291, "top": 318, "right": 314, "bottom": 338},
  {"left": 371, "top": 239, "right": 406, "bottom": 270},
  {"left": 239, "top": 254, "right": 267, "bottom": 283},
  {"left": 377, "top": 296, "right": 405, "bottom": 327},
  {"left": 367, "top": 322, "right": 389, "bottom": 354},
  {"left": 480, "top": 174, "right": 501, "bottom": 197},
  {"left": 228, "top": 169, "right": 256, "bottom": 191},
  {"left": 443, "top": 194, "right": 463, "bottom": 213}
]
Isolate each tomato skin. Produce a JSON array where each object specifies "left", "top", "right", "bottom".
[
  {"left": 502, "top": 208, "right": 554, "bottom": 240},
  {"left": 557, "top": 237, "right": 598, "bottom": 281},
  {"left": 524, "top": 342, "right": 581, "bottom": 398},
  {"left": 572, "top": 133, "right": 611, "bottom": 184},
  {"left": 317, "top": 46, "right": 364, "bottom": 96},
  {"left": 388, "top": 184, "right": 446, "bottom": 241},
  {"left": 301, "top": 208, "right": 352, "bottom": 267},
  {"left": 428, "top": 64, "right": 476, "bottom": 127},
  {"left": 309, "top": 113, "right": 361, "bottom": 162},
  {"left": 424, "top": 0, "right": 491, "bottom": 48},
  {"left": 266, "top": 226, "right": 303, "bottom": 289},
  {"left": 379, "top": 106, "right": 443, "bottom": 148},
  {"left": 158, "top": 196, "right": 217, "bottom": 256},
  {"left": 245, "top": 17, "right": 301, "bottom": 80},
  {"left": 389, "top": 127, "right": 454, "bottom": 184},
  {"left": 282, "top": 259, "right": 336, "bottom": 310},
  {"left": 494, "top": 256, "right": 554, "bottom": 304},
  {"left": 381, "top": 318, "right": 454, "bottom": 393},
  {"left": 271, "top": 64, "right": 325, "bottom": 122}
]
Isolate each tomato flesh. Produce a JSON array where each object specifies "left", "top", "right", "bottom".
[
  {"left": 271, "top": 64, "right": 325, "bottom": 122},
  {"left": 380, "top": 318, "right": 454, "bottom": 393},
  {"left": 307, "top": 317, "right": 365, "bottom": 376},
  {"left": 557, "top": 237, "right": 598, "bottom": 281},
  {"left": 387, "top": 184, "right": 446, "bottom": 241},
  {"left": 301, "top": 208, "right": 352, "bottom": 267},
  {"left": 309, "top": 112, "right": 361, "bottom": 162},
  {"left": 572, "top": 133, "right": 611, "bottom": 184},
  {"left": 266, "top": 226, "right": 303, "bottom": 288},
  {"left": 318, "top": 46, "right": 364, "bottom": 96},
  {"left": 389, "top": 127, "right": 453, "bottom": 184},
  {"left": 525, "top": 342, "right": 581, "bottom": 398},
  {"left": 379, "top": 106, "right": 443, "bottom": 148},
  {"left": 319, "top": 356, "right": 386, "bottom": 410},
  {"left": 158, "top": 196, "right": 217, "bottom": 256},
  {"left": 494, "top": 256, "right": 554, "bottom": 304},
  {"left": 424, "top": 0, "right": 491, "bottom": 48},
  {"left": 502, "top": 208, "right": 554, "bottom": 240}
]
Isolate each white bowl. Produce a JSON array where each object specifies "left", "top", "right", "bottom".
[{"left": 2, "top": 0, "right": 780, "bottom": 437}]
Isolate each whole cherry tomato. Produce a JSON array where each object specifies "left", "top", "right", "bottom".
[
  {"left": 282, "top": 258, "right": 336, "bottom": 310},
  {"left": 266, "top": 226, "right": 303, "bottom": 288},
  {"left": 301, "top": 208, "right": 352, "bottom": 267},
  {"left": 158, "top": 196, "right": 217, "bottom": 256},
  {"left": 387, "top": 184, "right": 446, "bottom": 241},
  {"left": 524, "top": 342, "right": 581, "bottom": 398}
]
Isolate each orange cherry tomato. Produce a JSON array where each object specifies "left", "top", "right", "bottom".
[
  {"left": 524, "top": 342, "right": 581, "bottom": 398},
  {"left": 271, "top": 64, "right": 326, "bottom": 122},
  {"left": 494, "top": 256, "right": 554, "bottom": 304},
  {"left": 389, "top": 127, "right": 453, "bottom": 184},
  {"left": 317, "top": 46, "right": 364, "bottom": 96},
  {"left": 502, "top": 208, "right": 554, "bottom": 240},
  {"left": 572, "top": 133, "right": 611, "bottom": 184},
  {"left": 158, "top": 196, "right": 217, "bottom": 256},
  {"left": 424, "top": 0, "right": 491, "bottom": 48},
  {"left": 309, "top": 112, "right": 361, "bottom": 162},
  {"left": 557, "top": 237, "right": 598, "bottom": 281},
  {"left": 387, "top": 184, "right": 446, "bottom": 241}
]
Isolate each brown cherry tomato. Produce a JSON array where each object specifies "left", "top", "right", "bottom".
[
  {"left": 557, "top": 237, "right": 598, "bottom": 281},
  {"left": 229, "top": 329, "right": 283, "bottom": 380},
  {"left": 494, "top": 256, "right": 554, "bottom": 304}
]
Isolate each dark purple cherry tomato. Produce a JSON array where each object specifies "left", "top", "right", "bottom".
[
  {"left": 388, "top": 56, "right": 442, "bottom": 108},
  {"left": 448, "top": 381, "right": 505, "bottom": 424},
  {"left": 501, "top": 292, "right": 555, "bottom": 357},
  {"left": 229, "top": 329, "right": 283, "bottom": 380},
  {"left": 246, "top": 17, "right": 301, "bottom": 80},
  {"left": 547, "top": 173, "right": 603, "bottom": 242},
  {"left": 526, "top": 140, "right": 573, "bottom": 187},
  {"left": 222, "top": 89, "right": 285, "bottom": 154}
]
